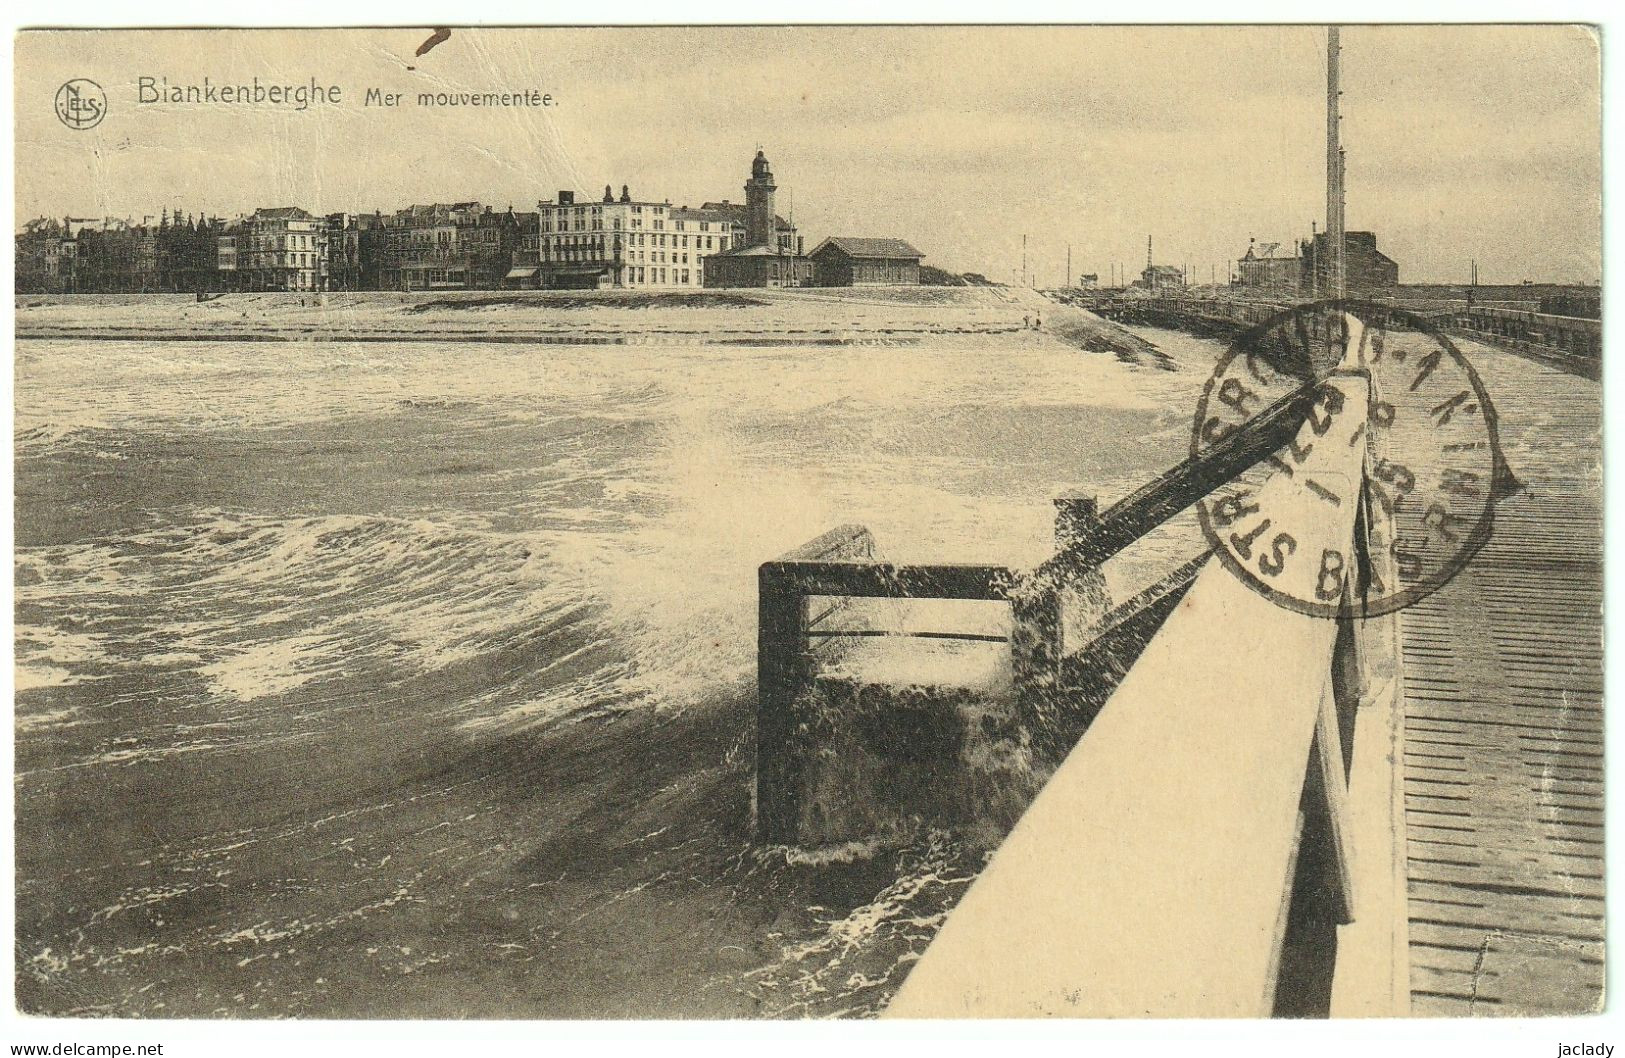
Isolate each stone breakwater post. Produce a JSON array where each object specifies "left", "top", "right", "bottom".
[{"left": 1012, "top": 493, "right": 1111, "bottom": 743}]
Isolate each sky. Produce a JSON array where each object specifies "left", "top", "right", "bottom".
[{"left": 14, "top": 25, "right": 1602, "bottom": 285}]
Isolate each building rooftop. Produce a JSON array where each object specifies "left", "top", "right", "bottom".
[
  {"left": 1242, "top": 240, "right": 1296, "bottom": 261},
  {"left": 542, "top": 196, "right": 671, "bottom": 210},
  {"left": 696, "top": 201, "right": 792, "bottom": 229},
  {"left": 671, "top": 206, "right": 746, "bottom": 224},
  {"left": 811, "top": 237, "right": 924, "bottom": 260}
]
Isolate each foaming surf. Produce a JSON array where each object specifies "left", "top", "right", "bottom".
[{"left": 16, "top": 330, "right": 1225, "bottom": 1017}]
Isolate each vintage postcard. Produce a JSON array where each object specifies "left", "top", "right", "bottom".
[{"left": 12, "top": 24, "right": 1603, "bottom": 1022}]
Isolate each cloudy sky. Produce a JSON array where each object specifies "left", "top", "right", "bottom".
[{"left": 15, "top": 25, "right": 1601, "bottom": 284}]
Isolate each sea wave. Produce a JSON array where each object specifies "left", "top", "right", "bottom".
[
  {"left": 15, "top": 506, "right": 754, "bottom": 733},
  {"left": 739, "top": 829, "right": 983, "bottom": 1018},
  {"left": 14, "top": 422, "right": 126, "bottom": 458}
]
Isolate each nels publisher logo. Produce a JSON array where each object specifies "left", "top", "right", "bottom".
[{"left": 55, "top": 78, "right": 107, "bottom": 130}]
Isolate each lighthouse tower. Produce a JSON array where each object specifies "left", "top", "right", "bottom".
[{"left": 745, "top": 149, "right": 777, "bottom": 248}]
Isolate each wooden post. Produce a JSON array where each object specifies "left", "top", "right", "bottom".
[
  {"left": 1272, "top": 679, "right": 1356, "bottom": 1016},
  {"left": 1013, "top": 492, "right": 1100, "bottom": 722},
  {"left": 755, "top": 564, "right": 808, "bottom": 844},
  {"left": 1329, "top": 449, "right": 1413, "bottom": 1016},
  {"left": 1052, "top": 491, "right": 1100, "bottom": 565},
  {"left": 1010, "top": 577, "right": 1062, "bottom": 727},
  {"left": 1332, "top": 484, "right": 1374, "bottom": 771}
]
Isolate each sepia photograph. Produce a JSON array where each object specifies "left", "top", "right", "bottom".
[{"left": 9, "top": 17, "right": 1606, "bottom": 1031}]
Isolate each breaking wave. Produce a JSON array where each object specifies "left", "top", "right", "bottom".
[{"left": 15, "top": 506, "right": 758, "bottom": 742}]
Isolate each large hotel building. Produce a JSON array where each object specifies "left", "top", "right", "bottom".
[
  {"left": 532, "top": 187, "right": 734, "bottom": 289},
  {"left": 531, "top": 153, "right": 802, "bottom": 290}
]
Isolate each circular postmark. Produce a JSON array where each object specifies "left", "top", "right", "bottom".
[
  {"left": 55, "top": 79, "right": 107, "bottom": 131},
  {"left": 1192, "top": 299, "right": 1509, "bottom": 618}
]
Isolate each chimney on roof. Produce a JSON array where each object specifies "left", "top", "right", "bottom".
[{"left": 559, "top": 191, "right": 575, "bottom": 206}]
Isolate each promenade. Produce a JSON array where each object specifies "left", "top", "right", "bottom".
[{"left": 1400, "top": 342, "right": 1604, "bottom": 1015}]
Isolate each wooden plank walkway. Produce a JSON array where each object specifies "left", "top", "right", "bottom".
[{"left": 1399, "top": 345, "right": 1604, "bottom": 1016}]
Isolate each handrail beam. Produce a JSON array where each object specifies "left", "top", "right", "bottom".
[
  {"left": 1040, "top": 382, "right": 1318, "bottom": 574},
  {"left": 760, "top": 559, "right": 1016, "bottom": 601}
]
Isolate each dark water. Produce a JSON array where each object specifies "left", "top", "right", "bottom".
[{"left": 15, "top": 332, "right": 1220, "bottom": 1017}]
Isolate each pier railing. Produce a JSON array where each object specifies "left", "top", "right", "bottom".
[
  {"left": 1429, "top": 304, "right": 1601, "bottom": 378},
  {"left": 876, "top": 364, "right": 1402, "bottom": 1017},
  {"left": 1090, "top": 293, "right": 1601, "bottom": 379},
  {"left": 758, "top": 316, "right": 1410, "bottom": 1016},
  {"left": 755, "top": 381, "right": 1323, "bottom": 845}
]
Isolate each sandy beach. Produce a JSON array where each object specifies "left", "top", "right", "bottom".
[{"left": 15, "top": 287, "right": 1156, "bottom": 360}]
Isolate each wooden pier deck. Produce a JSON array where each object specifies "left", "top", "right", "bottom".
[
  {"left": 1399, "top": 343, "right": 1604, "bottom": 1016},
  {"left": 761, "top": 306, "right": 1603, "bottom": 1017}
]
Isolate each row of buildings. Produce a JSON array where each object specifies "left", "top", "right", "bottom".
[
  {"left": 1234, "top": 230, "right": 1399, "bottom": 295},
  {"left": 16, "top": 151, "right": 926, "bottom": 294},
  {"left": 1113, "top": 231, "right": 1400, "bottom": 297}
]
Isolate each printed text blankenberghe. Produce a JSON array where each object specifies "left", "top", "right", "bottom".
[{"left": 138, "top": 77, "right": 342, "bottom": 110}]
